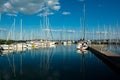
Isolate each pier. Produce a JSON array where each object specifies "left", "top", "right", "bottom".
[{"left": 89, "top": 44, "right": 120, "bottom": 74}]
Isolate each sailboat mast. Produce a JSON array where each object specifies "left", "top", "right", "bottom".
[
  {"left": 44, "top": 0, "right": 49, "bottom": 41},
  {"left": 20, "top": 19, "right": 22, "bottom": 40},
  {"left": 83, "top": 3, "right": 86, "bottom": 40},
  {"left": 0, "top": 13, "right": 1, "bottom": 22},
  {"left": 40, "top": 19, "right": 43, "bottom": 40},
  {"left": 46, "top": 15, "right": 49, "bottom": 40},
  {"left": 13, "top": 18, "right": 15, "bottom": 40}
]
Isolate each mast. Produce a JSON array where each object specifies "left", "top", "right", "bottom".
[
  {"left": 83, "top": 3, "right": 86, "bottom": 40},
  {"left": 45, "top": 15, "right": 50, "bottom": 41},
  {"left": 116, "top": 21, "right": 118, "bottom": 44},
  {"left": 13, "top": 18, "right": 15, "bottom": 40},
  {"left": 80, "top": 17, "right": 82, "bottom": 40},
  {"left": 39, "top": 18, "right": 41, "bottom": 40},
  {"left": 0, "top": 13, "right": 1, "bottom": 22},
  {"left": 44, "top": 0, "right": 49, "bottom": 41},
  {"left": 98, "top": 24, "right": 100, "bottom": 40},
  {"left": 92, "top": 29, "right": 94, "bottom": 40},
  {"left": 104, "top": 25, "right": 107, "bottom": 41},
  {"left": 20, "top": 19, "right": 23, "bottom": 40}
]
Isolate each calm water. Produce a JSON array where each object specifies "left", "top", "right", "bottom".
[{"left": 0, "top": 44, "right": 120, "bottom": 80}]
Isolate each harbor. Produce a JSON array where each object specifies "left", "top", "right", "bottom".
[{"left": 0, "top": 0, "right": 120, "bottom": 80}]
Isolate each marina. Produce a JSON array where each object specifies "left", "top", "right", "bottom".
[{"left": 0, "top": 0, "right": 120, "bottom": 80}]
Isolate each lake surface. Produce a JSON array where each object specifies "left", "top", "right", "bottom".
[{"left": 0, "top": 44, "right": 120, "bottom": 80}]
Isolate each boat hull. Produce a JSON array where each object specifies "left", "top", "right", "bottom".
[{"left": 77, "top": 42, "right": 88, "bottom": 50}]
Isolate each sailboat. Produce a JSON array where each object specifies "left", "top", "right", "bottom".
[
  {"left": 43, "top": 14, "right": 56, "bottom": 48},
  {"left": 15, "top": 19, "right": 27, "bottom": 51},
  {"left": 1, "top": 18, "right": 16, "bottom": 50},
  {"left": 77, "top": 42, "right": 88, "bottom": 50},
  {"left": 77, "top": 3, "right": 88, "bottom": 50}
]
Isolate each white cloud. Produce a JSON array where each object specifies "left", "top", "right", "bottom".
[
  {"left": 0, "top": 0, "right": 44, "bottom": 14},
  {"left": 6, "top": 13, "right": 17, "bottom": 17},
  {"left": 37, "top": 12, "right": 54, "bottom": 16},
  {"left": 0, "top": 0, "right": 61, "bottom": 15},
  {"left": 46, "top": 0, "right": 61, "bottom": 11},
  {"left": 53, "top": 5, "right": 60, "bottom": 11},
  {"left": 3, "top": 2, "right": 14, "bottom": 12},
  {"left": 62, "top": 12, "right": 71, "bottom": 15},
  {"left": 47, "top": 0, "right": 53, "bottom": 5},
  {"left": 10, "top": 0, "right": 44, "bottom": 14}
]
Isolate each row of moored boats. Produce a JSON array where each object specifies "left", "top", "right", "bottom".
[{"left": 0, "top": 41, "right": 56, "bottom": 51}]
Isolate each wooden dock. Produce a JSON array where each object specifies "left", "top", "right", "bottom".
[{"left": 89, "top": 44, "right": 120, "bottom": 74}]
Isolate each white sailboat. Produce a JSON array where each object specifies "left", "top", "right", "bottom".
[
  {"left": 77, "top": 42, "right": 88, "bottom": 50},
  {"left": 1, "top": 18, "right": 16, "bottom": 50},
  {"left": 77, "top": 3, "right": 88, "bottom": 50},
  {"left": 15, "top": 19, "right": 27, "bottom": 50},
  {"left": 1, "top": 44, "right": 13, "bottom": 50},
  {"left": 43, "top": 14, "right": 56, "bottom": 48}
]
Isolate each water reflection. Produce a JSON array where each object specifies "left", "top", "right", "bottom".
[
  {"left": 0, "top": 45, "right": 120, "bottom": 80},
  {"left": 77, "top": 50, "right": 88, "bottom": 80},
  {"left": 76, "top": 50, "right": 88, "bottom": 54}
]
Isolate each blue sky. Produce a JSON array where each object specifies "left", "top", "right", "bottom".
[{"left": 0, "top": 0, "right": 120, "bottom": 40}]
